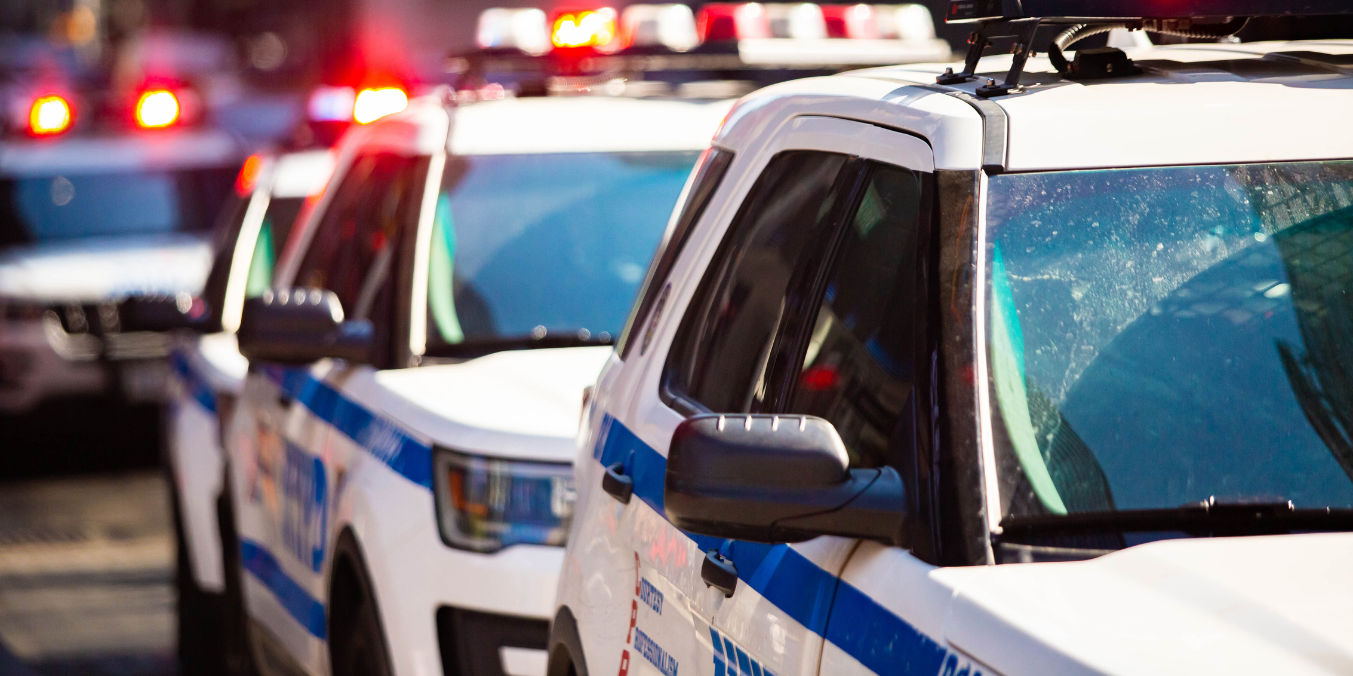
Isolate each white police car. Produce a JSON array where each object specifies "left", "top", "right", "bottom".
[
  {"left": 552, "top": 3, "right": 1353, "bottom": 676},
  {"left": 166, "top": 147, "right": 335, "bottom": 675},
  {"left": 223, "top": 89, "right": 730, "bottom": 676},
  {"left": 0, "top": 85, "right": 242, "bottom": 411}
]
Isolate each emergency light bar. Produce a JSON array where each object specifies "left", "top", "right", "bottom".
[{"left": 945, "top": 0, "right": 1353, "bottom": 22}]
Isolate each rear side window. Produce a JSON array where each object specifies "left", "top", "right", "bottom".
[
  {"left": 664, "top": 150, "right": 854, "bottom": 413},
  {"left": 617, "top": 147, "right": 735, "bottom": 360}
]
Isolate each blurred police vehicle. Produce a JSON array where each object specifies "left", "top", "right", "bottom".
[
  {"left": 551, "top": 2, "right": 1353, "bottom": 676},
  {"left": 166, "top": 146, "right": 335, "bottom": 676},
  {"left": 0, "top": 62, "right": 243, "bottom": 412}
]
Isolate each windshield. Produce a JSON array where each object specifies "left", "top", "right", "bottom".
[
  {"left": 0, "top": 167, "right": 235, "bottom": 245},
  {"left": 985, "top": 161, "right": 1353, "bottom": 520},
  {"left": 425, "top": 151, "right": 700, "bottom": 352}
]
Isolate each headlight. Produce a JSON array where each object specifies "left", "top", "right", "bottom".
[{"left": 433, "top": 447, "right": 575, "bottom": 553}]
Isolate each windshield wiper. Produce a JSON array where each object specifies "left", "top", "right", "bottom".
[
  {"left": 422, "top": 333, "right": 614, "bottom": 359},
  {"left": 1000, "top": 496, "right": 1353, "bottom": 539}
]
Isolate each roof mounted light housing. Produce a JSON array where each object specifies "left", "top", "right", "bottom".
[
  {"left": 944, "top": 0, "right": 1353, "bottom": 23},
  {"left": 937, "top": 0, "right": 1353, "bottom": 98}
]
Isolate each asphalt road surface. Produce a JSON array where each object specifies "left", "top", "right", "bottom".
[{"left": 0, "top": 399, "right": 175, "bottom": 676}]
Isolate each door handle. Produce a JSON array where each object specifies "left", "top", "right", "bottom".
[
  {"left": 602, "top": 462, "right": 633, "bottom": 504},
  {"left": 701, "top": 550, "right": 737, "bottom": 598}
]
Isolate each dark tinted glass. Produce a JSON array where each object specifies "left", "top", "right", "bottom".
[
  {"left": 667, "top": 151, "right": 850, "bottom": 413},
  {"left": 618, "top": 147, "right": 734, "bottom": 360},
  {"left": 295, "top": 154, "right": 425, "bottom": 360},
  {"left": 788, "top": 163, "right": 925, "bottom": 468}
]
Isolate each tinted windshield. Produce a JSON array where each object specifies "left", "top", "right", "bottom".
[
  {"left": 986, "top": 162, "right": 1353, "bottom": 518},
  {"left": 0, "top": 167, "right": 234, "bottom": 245},
  {"left": 426, "top": 151, "right": 700, "bottom": 350}
]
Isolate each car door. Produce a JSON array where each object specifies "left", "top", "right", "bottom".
[
  {"left": 231, "top": 150, "right": 427, "bottom": 673},
  {"left": 596, "top": 117, "right": 936, "bottom": 676}
]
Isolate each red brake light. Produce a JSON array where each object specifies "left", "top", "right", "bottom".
[
  {"left": 550, "top": 8, "right": 619, "bottom": 49},
  {"left": 135, "top": 90, "right": 180, "bottom": 128},
  {"left": 29, "top": 96, "right": 72, "bottom": 136},
  {"left": 352, "top": 87, "right": 408, "bottom": 124}
]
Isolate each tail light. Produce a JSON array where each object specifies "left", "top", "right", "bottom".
[
  {"left": 135, "top": 90, "right": 180, "bottom": 128},
  {"left": 28, "top": 95, "right": 72, "bottom": 136},
  {"left": 352, "top": 87, "right": 408, "bottom": 124},
  {"left": 550, "top": 8, "right": 619, "bottom": 49}
]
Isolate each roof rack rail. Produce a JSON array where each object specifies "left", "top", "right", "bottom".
[
  {"left": 937, "top": 0, "right": 1353, "bottom": 97},
  {"left": 945, "top": 0, "right": 1353, "bottom": 23}
]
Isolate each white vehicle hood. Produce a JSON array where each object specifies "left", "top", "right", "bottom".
[
  {"left": 0, "top": 233, "right": 211, "bottom": 302},
  {"left": 372, "top": 346, "right": 613, "bottom": 462},
  {"left": 946, "top": 533, "right": 1353, "bottom": 676}
]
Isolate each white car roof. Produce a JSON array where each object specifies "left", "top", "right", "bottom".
[
  {"left": 449, "top": 96, "right": 735, "bottom": 155},
  {"left": 716, "top": 39, "right": 1353, "bottom": 173}
]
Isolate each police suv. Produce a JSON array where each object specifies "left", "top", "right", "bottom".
[
  {"left": 224, "top": 88, "right": 727, "bottom": 676},
  {"left": 552, "top": 3, "right": 1353, "bottom": 676},
  {"left": 0, "top": 77, "right": 241, "bottom": 411},
  {"left": 167, "top": 146, "right": 334, "bottom": 675}
]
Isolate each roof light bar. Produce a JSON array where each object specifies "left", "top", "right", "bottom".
[
  {"left": 308, "top": 85, "right": 357, "bottom": 122},
  {"left": 352, "top": 87, "right": 408, "bottom": 124},
  {"left": 619, "top": 4, "right": 700, "bottom": 51},
  {"left": 477, "top": 8, "right": 551, "bottom": 55},
  {"left": 551, "top": 8, "right": 619, "bottom": 49}
]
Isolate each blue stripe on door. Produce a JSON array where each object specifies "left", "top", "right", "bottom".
[
  {"left": 169, "top": 349, "right": 218, "bottom": 414},
  {"left": 240, "top": 538, "right": 328, "bottom": 639},
  {"left": 597, "top": 413, "right": 951, "bottom": 676}
]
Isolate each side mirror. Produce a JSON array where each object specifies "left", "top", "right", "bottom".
[
  {"left": 237, "top": 288, "right": 373, "bottom": 364},
  {"left": 665, "top": 414, "right": 906, "bottom": 545},
  {"left": 119, "top": 293, "right": 210, "bottom": 332}
]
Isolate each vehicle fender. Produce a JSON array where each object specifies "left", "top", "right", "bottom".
[{"left": 548, "top": 606, "right": 590, "bottom": 676}]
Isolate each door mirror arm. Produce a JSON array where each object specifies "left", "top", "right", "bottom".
[{"left": 664, "top": 414, "right": 907, "bottom": 546}]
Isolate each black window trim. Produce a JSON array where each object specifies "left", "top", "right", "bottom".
[{"left": 616, "top": 146, "right": 736, "bottom": 361}]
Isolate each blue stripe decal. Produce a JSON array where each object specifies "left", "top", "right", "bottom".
[
  {"left": 598, "top": 414, "right": 949, "bottom": 676},
  {"left": 170, "top": 349, "right": 217, "bottom": 414},
  {"left": 240, "top": 538, "right": 327, "bottom": 639},
  {"left": 260, "top": 366, "right": 433, "bottom": 490}
]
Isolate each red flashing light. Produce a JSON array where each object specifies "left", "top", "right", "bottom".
[
  {"left": 29, "top": 96, "right": 72, "bottom": 136},
  {"left": 551, "top": 8, "right": 619, "bottom": 49},
  {"left": 352, "top": 87, "right": 408, "bottom": 124},
  {"left": 235, "top": 154, "right": 263, "bottom": 196},
  {"left": 696, "top": 3, "right": 770, "bottom": 42},
  {"left": 822, "top": 4, "right": 880, "bottom": 39},
  {"left": 135, "top": 90, "right": 180, "bottom": 128}
]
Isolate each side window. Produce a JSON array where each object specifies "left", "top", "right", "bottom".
[
  {"left": 243, "top": 197, "right": 305, "bottom": 298},
  {"left": 294, "top": 153, "right": 425, "bottom": 363},
  {"left": 664, "top": 150, "right": 855, "bottom": 413},
  {"left": 787, "top": 162, "right": 928, "bottom": 468},
  {"left": 617, "top": 147, "right": 735, "bottom": 360}
]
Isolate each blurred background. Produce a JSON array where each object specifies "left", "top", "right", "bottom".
[{"left": 0, "top": 0, "right": 1350, "bottom": 675}]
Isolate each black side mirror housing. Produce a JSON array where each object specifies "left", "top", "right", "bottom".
[
  {"left": 237, "top": 288, "right": 373, "bottom": 364},
  {"left": 664, "top": 414, "right": 906, "bottom": 545},
  {"left": 119, "top": 293, "right": 211, "bottom": 332}
]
